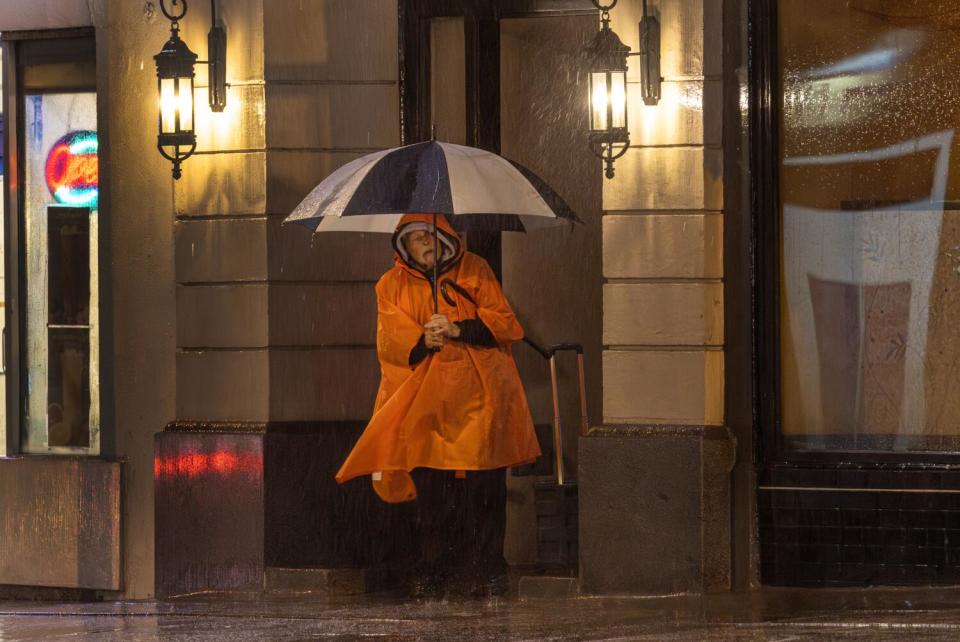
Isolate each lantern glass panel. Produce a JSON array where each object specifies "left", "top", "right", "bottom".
[
  {"left": 591, "top": 71, "right": 609, "bottom": 131},
  {"left": 610, "top": 71, "right": 626, "bottom": 129},
  {"left": 177, "top": 77, "right": 194, "bottom": 131},
  {"left": 159, "top": 77, "right": 176, "bottom": 134}
]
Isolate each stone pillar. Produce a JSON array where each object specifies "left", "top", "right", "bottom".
[
  {"left": 157, "top": 0, "right": 402, "bottom": 596},
  {"left": 260, "top": 0, "right": 404, "bottom": 578},
  {"left": 173, "top": 0, "right": 269, "bottom": 423},
  {"left": 172, "top": 0, "right": 399, "bottom": 423},
  {"left": 261, "top": 0, "right": 398, "bottom": 424},
  {"left": 578, "top": 0, "right": 736, "bottom": 595}
]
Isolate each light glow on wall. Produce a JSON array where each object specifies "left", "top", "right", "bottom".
[{"left": 193, "top": 84, "right": 245, "bottom": 150}]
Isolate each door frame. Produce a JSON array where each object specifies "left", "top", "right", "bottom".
[{"left": 398, "top": 0, "right": 595, "bottom": 277}]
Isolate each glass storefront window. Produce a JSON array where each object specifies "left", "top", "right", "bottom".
[
  {"left": 779, "top": 1, "right": 960, "bottom": 452},
  {"left": 20, "top": 83, "right": 99, "bottom": 454}
]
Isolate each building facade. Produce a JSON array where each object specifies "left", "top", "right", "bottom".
[{"left": 1, "top": 0, "right": 958, "bottom": 599}]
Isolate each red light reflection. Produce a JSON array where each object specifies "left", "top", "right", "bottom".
[{"left": 154, "top": 449, "right": 262, "bottom": 479}]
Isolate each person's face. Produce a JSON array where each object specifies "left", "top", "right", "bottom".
[{"left": 403, "top": 229, "right": 437, "bottom": 269}]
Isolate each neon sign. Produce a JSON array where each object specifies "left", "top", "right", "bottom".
[{"left": 45, "top": 130, "right": 98, "bottom": 209}]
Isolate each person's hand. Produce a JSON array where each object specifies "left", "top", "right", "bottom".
[
  {"left": 424, "top": 328, "right": 444, "bottom": 350},
  {"left": 425, "top": 314, "right": 461, "bottom": 339}
]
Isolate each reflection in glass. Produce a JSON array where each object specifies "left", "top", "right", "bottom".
[
  {"left": 49, "top": 208, "right": 90, "bottom": 326},
  {"left": 22, "top": 92, "right": 99, "bottom": 453},
  {"left": 48, "top": 329, "right": 90, "bottom": 447},
  {"left": 45, "top": 209, "right": 91, "bottom": 448},
  {"left": 779, "top": 1, "right": 960, "bottom": 452}
]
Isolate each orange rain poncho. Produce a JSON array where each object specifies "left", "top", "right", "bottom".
[{"left": 336, "top": 213, "right": 540, "bottom": 502}]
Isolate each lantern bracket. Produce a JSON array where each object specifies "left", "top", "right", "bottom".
[
  {"left": 586, "top": 0, "right": 662, "bottom": 179},
  {"left": 590, "top": 0, "right": 661, "bottom": 107},
  {"left": 635, "top": 0, "right": 662, "bottom": 105},
  {"left": 159, "top": 0, "right": 188, "bottom": 23},
  {"left": 590, "top": 0, "right": 618, "bottom": 27},
  {"left": 155, "top": 0, "right": 228, "bottom": 179},
  {"left": 158, "top": 0, "right": 227, "bottom": 113}
]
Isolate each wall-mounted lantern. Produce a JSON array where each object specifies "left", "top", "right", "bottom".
[
  {"left": 154, "top": 0, "right": 227, "bottom": 180},
  {"left": 586, "top": 0, "right": 662, "bottom": 179}
]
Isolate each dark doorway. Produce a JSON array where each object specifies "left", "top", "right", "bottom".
[{"left": 399, "top": 0, "right": 602, "bottom": 566}]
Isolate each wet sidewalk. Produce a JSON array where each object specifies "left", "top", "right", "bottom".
[{"left": 2, "top": 587, "right": 960, "bottom": 640}]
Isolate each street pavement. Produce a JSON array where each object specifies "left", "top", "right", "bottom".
[{"left": 2, "top": 586, "right": 960, "bottom": 640}]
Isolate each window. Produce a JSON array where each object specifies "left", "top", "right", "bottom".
[
  {"left": 776, "top": 1, "right": 960, "bottom": 453},
  {"left": 3, "top": 33, "right": 100, "bottom": 454}
]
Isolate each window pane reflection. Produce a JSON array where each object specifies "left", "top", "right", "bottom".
[
  {"left": 779, "top": 1, "right": 960, "bottom": 451},
  {"left": 22, "top": 92, "right": 99, "bottom": 454},
  {"left": 47, "top": 329, "right": 90, "bottom": 448}
]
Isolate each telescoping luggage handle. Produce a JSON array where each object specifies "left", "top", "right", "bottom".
[{"left": 522, "top": 338, "right": 588, "bottom": 486}]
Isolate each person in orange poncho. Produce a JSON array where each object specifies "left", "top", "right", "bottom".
[{"left": 336, "top": 212, "right": 540, "bottom": 597}]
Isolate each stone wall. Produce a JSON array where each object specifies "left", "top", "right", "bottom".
[
  {"left": 173, "top": 0, "right": 398, "bottom": 425},
  {"left": 99, "top": 0, "right": 178, "bottom": 598},
  {"left": 156, "top": 0, "right": 401, "bottom": 596},
  {"left": 579, "top": 0, "right": 736, "bottom": 595}
]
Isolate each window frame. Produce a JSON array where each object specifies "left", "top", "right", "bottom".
[
  {"left": 750, "top": 0, "right": 960, "bottom": 467},
  {"left": 1, "top": 27, "right": 106, "bottom": 458}
]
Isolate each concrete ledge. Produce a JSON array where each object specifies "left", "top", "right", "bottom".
[
  {"left": 265, "top": 567, "right": 365, "bottom": 595},
  {"left": 518, "top": 576, "right": 579, "bottom": 600},
  {"left": 578, "top": 426, "right": 735, "bottom": 596},
  {"left": 0, "top": 457, "right": 121, "bottom": 590}
]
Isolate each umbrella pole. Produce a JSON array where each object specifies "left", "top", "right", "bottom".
[{"left": 432, "top": 212, "right": 439, "bottom": 314}]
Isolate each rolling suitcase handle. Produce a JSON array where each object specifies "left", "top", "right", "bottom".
[
  {"left": 547, "top": 343, "right": 587, "bottom": 486},
  {"left": 523, "top": 338, "right": 588, "bottom": 486}
]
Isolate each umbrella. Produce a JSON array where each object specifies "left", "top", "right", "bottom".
[{"left": 283, "top": 139, "right": 581, "bottom": 311}]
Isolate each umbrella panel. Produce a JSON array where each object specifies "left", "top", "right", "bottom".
[{"left": 284, "top": 141, "right": 581, "bottom": 234}]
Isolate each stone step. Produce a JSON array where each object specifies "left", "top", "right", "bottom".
[
  {"left": 264, "top": 567, "right": 365, "bottom": 595},
  {"left": 517, "top": 575, "right": 579, "bottom": 600}
]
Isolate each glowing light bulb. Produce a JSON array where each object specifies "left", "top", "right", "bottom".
[
  {"left": 591, "top": 73, "right": 609, "bottom": 131},
  {"left": 160, "top": 78, "right": 176, "bottom": 133}
]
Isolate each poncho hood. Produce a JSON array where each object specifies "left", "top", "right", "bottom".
[{"left": 391, "top": 213, "right": 463, "bottom": 277}]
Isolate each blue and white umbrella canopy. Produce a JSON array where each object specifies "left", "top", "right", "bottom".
[{"left": 284, "top": 141, "right": 580, "bottom": 234}]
